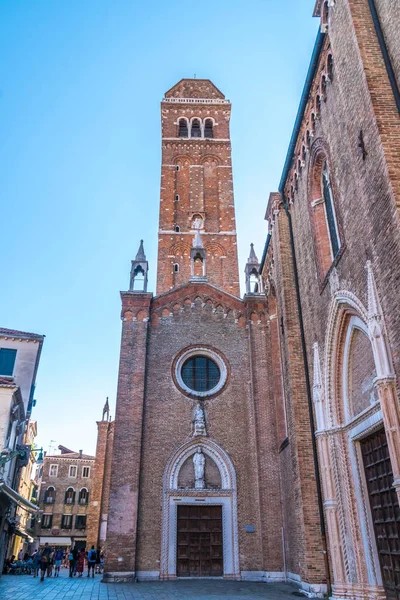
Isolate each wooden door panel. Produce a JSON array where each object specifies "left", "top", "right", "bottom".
[
  {"left": 177, "top": 505, "right": 223, "bottom": 577},
  {"left": 361, "top": 429, "right": 400, "bottom": 600}
]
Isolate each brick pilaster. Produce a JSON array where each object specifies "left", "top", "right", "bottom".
[
  {"left": 86, "top": 421, "right": 110, "bottom": 550},
  {"left": 103, "top": 292, "right": 152, "bottom": 581},
  {"left": 244, "top": 294, "right": 284, "bottom": 573},
  {"left": 273, "top": 207, "right": 326, "bottom": 585}
]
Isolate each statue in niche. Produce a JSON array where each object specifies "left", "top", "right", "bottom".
[
  {"left": 193, "top": 447, "right": 205, "bottom": 489},
  {"left": 192, "top": 216, "right": 203, "bottom": 231},
  {"left": 193, "top": 402, "right": 207, "bottom": 437}
]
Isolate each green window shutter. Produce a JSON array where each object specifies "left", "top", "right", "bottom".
[{"left": 0, "top": 348, "right": 17, "bottom": 376}]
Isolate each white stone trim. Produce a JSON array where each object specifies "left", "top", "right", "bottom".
[
  {"left": 264, "top": 571, "right": 286, "bottom": 582},
  {"left": 163, "top": 98, "right": 230, "bottom": 104},
  {"left": 162, "top": 137, "right": 230, "bottom": 142},
  {"left": 136, "top": 571, "right": 160, "bottom": 581},
  {"left": 286, "top": 572, "right": 327, "bottom": 597},
  {"left": 349, "top": 409, "right": 383, "bottom": 441},
  {"left": 342, "top": 316, "right": 371, "bottom": 423},
  {"left": 160, "top": 438, "right": 239, "bottom": 580},
  {"left": 349, "top": 425, "right": 383, "bottom": 586},
  {"left": 163, "top": 494, "right": 239, "bottom": 580},
  {"left": 174, "top": 347, "right": 228, "bottom": 398},
  {"left": 240, "top": 571, "right": 265, "bottom": 581},
  {"left": 240, "top": 571, "right": 286, "bottom": 582},
  {"left": 166, "top": 439, "right": 235, "bottom": 490}
]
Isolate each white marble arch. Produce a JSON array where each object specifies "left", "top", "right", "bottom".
[
  {"left": 318, "top": 288, "right": 388, "bottom": 595},
  {"left": 160, "top": 438, "right": 240, "bottom": 580}
]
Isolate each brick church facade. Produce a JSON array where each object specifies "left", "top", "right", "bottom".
[{"left": 103, "top": 1, "right": 400, "bottom": 598}]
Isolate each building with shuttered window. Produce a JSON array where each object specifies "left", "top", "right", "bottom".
[
  {"left": 0, "top": 327, "right": 44, "bottom": 575},
  {"left": 35, "top": 446, "right": 95, "bottom": 551}
]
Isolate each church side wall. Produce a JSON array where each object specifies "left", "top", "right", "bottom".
[
  {"left": 270, "top": 211, "right": 326, "bottom": 586},
  {"left": 245, "top": 295, "right": 284, "bottom": 573},
  {"left": 264, "top": 2, "right": 400, "bottom": 597},
  {"left": 288, "top": 1, "right": 400, "bottom": 412},
  {"left": 374, "top": 0, "right": 400, "bottom": 92}
]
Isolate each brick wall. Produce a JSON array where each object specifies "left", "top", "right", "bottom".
[
  {"left": 104, "top": 292, "right": 151, "bottom": 575},
  {"left": 157, "top": 80, "right": 240, "bottom": 297},
  {"left": 86, "top": 421, "right": 114, "bottom": 550},
  {"left": 262, "top": 0, "right": 400, "bottom": 593},
  {"left": 135, "top": 285, "right": 282, "bottom": 573}
]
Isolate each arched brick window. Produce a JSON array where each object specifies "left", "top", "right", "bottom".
[
  {"left": 204, "top": 119, "right": 213, "bottom": 138},
  {"left": 79, "top": 487, "right": 89, "bottom": 505},
  {"left": 44, "top": 486, "right": 56, "bottom": 504},
  {"left": 310, "top": 151, "right": 341, "bottom": 277},
  {"left": 64, "top": 487, "right": 75, "bottom": 504},
  {"left": 190, "top": 119, "right": 201, "bottom": 138},
  {"left": 178, "top": 119, "right": 188, "bottom": 138}
]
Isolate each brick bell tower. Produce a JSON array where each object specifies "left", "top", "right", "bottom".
[
  {"left": 104, "top": 79, "right": 281, "bottom": 584},
  {"left": 157, "top": 79, "right": 240, "bottom": 296}
]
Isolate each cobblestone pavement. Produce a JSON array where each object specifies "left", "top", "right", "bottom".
[{"left": 0, "top": 570, "right": 301, "bottom": 599}]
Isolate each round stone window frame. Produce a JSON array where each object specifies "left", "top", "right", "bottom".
[{"left": 173, "top": 346, "right": 229, "bottom": 399}]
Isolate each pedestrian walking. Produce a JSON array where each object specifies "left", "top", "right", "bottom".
[
  {"left": 95, "top": 547, "right": 101, "bottom": 574},
  {"left": 68, "top": 549, "right": 75, "bottom": 577},
  {"left": 76, "top": 549, "right": 85, "bottom": 577},
  {"left": 87, "top": 546, "right": 96, "bottom": 578},
  {"left": 26, "top": 556, "right": 33, "bottom": 574},
  {"left": 46, "top": 548, "right": 54, "bottom": 577},
  {"left": 32, "top": 551, "right": 41, "bottom": 577},
  {"left": 54, "top": 549, "right": 63, "bottom": 577},
  {"left": 40, "top": 543, "right": 52, "bottom": 582}
]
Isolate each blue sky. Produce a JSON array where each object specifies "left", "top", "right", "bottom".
[{"left": 0, "top": 0, "right": 318, "bottom": 455}]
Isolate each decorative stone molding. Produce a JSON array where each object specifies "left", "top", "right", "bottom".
[
  {"left": 163, "top": 97, "right": 230, "bottom": 105},
  {"left": 366, "top": 261, "right": 395, "bottom": 379},
  {"left": 160, "top": 438, "right": 239, "bottom": 580},
  {"left": 173, "top": 346, "right": 229, "bottom": 399},
  {"left": 312, "top": 342, "right": 327, "bottom": 431}
]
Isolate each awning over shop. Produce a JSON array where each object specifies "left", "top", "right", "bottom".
[
  {"left": 0, "top": 482, "right": 38, "bottom": 513},
  {"left": 15, "top": 528, "right": 34, "bottom": 542},
  {"left": 39, "top": 536, "right": 71, "bottom": 546}
]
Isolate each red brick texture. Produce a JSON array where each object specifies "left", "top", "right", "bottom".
[
  {"left": 105, "top": 80, "right": 284, "bottom": 581},
  {"left": 262, "top": 0, "right": 400, "bottom": 595},
  {"left": 157, "top": 81, "right": 240, "bottom": 297},
  {"left": 86, "top": 420, "right": 114, "bottom": 550},
  {"left": 104, "top": 292, "right": 152, "bottom": 575}
]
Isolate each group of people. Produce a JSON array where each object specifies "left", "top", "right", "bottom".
[
  {"left": 3, "top": 544, "right": 104, "bottom": 582},
  {"left": 67, "top": 545, "right": 101, "bottom": 578}
]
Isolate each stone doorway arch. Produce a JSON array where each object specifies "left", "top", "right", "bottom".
[{"left": 160, "top": 438, "right": 240, "bottom": 580}]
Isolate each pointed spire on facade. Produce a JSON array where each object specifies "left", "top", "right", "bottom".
[
  {"left": 247, "top": 243, "right": 259, "bottom": 264},
  {"left": 130, "top": 240, "right": 149, "bottom": 292},
  {"left": 245, "top": 243, "right": 263, "bottom": 295},
  {"left": 102, "top": 397, "right": 110, "bottom": 422},
  {"left": 135, "top": 240, "right": 146, "bottom": 261},
  {"left": 366, "top": 261, "right": 394, "bottom": 378}
]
